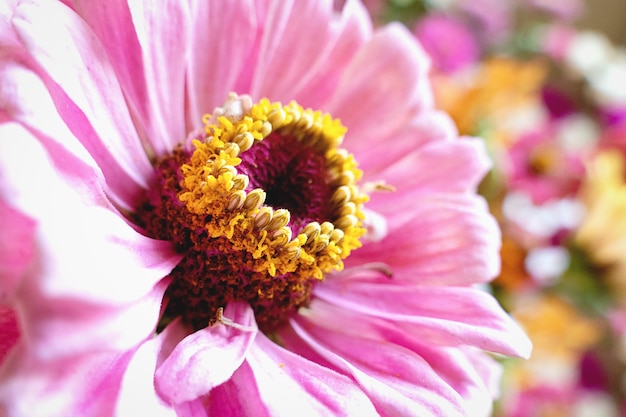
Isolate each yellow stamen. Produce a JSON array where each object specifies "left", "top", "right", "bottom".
[{"left": 178, "top": 97, "right": 368, "bottom": 282}]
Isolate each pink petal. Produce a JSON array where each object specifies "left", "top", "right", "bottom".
[
  {"left": 465, "top": 347, "right": 502, "bottom": 399},
  {"left": 358, "top": 110, "right": 459, "bottom": 183},
  {"left": 313, "top": 281, "right": 532, "bottom": 358},
  {"left": 19, "top": 280, "right": 169, "bottom": 361},
  {"left": 366, "top": 137, "right": 491, "bottom": 199},
  {"left": 230, "top": 334, "right": 380, "bottom": 417},
  {"left": 73, "top": 0, "right": 192, "bottom": 154},
  {"left": 288, "top": 0, "right": 373, "bottom": 110},
  {"left": 115, "top": 331, "right": 179, "bottom": 417},
  {"left": 206, "top": 361, "right": 271, "bottom": 417},
  {"left": 0, "top": 126, "right": 180, "bottom": 358},
  {"left": 0, "top": 198, "right": 36, "bottom": 300},
  {"left": 124, "top": 0, "right": 190, "bottom": 155},
  {"left": 250, "top": 0, "right": 372, "bottom": 110},
  {"left": 403, "top": 344, "right": 501, "bottom": 412},
  {"left": 453, "top": 348, "right": 503, "bottom": 415},
  {"left": 208, "top": 334, "right": 380, "bottom": 416},
  {"left": 11, "top": 0, "right": 153, "bottom": 208},
  {"left": 71, "top": 0, "right": 152, "bottom": 149},
  {"left": 0, "top": 306, "right": 20, "bottom": 365},
  {"left": 349, "top": 194, "right": 500, "bottom": 286},
  {"left": 155, "top": 302, "right": 258, "bottom": 404},
  {"left": 290, "top": 318, "right": 466, "bottom": 417},
  {"left": 354, "top": 309, "right": 503, "bottom": 415},
  {"left": 0, "top": 1, "right": 23, "bottom": 53},
  {"left": 117, "top": 319, "right": 211, "bottom": 416},
  {"left": 381, "top": 339, "right": 503, "bottom": 416},
  {"left": 250, "top": 0, "right": 335, "bottom": 100},
  {"left": 0, "top": 129, "right": 179, "bottom": 304},
  {"left": 0, "top": 343, "right": 133, "bottom": 417},
  {"left": 327, "top": 24, "right": 433, "bottom": 159},
  {"left": 0, "top": 62, "right": 110, "bottom": 201},
  {"left": 288, "top": 302, "right": 503, "bottom": 416},
  {"left": 186, "top": 0, "right": 260, "bottom": 126},
  {"left": 173, "top": 400, "right": 210, "bottom": 417}
]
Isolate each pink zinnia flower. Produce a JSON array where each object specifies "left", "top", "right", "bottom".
[{"left": 0, "top": 1, "right": 530, "bottom": 416}]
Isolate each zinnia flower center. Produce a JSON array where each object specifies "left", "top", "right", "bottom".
[{"left": 135, "top": 95, "right": 368, "bottom": 332}]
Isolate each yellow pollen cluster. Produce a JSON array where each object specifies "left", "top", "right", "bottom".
[{"left": 178, "top": 98, "right": 368, "bottom": 281}]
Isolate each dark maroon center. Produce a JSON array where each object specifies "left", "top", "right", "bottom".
[{"left": 237, "top": 132, "right": 333, "bottom": 233}]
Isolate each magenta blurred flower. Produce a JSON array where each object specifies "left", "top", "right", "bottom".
[
  {"left": 414, "top": 13, "right": 480, "bottom": 74},
  {"left": 541, "top": 86, "right": 577, "bottom": 120},
  {"left": 0, "top": 1, "right": 530, "bottom": 416}
]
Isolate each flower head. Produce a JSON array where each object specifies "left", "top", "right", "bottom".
[{"left": 0, "top": 1, "right": 530, "bottom": 416}]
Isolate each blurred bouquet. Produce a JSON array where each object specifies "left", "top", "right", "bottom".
[{"left": 368, "top": 0, "right": 626, "bottom": 415}]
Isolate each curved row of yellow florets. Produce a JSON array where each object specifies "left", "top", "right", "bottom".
[{"left": 178, "top": 98, "right": 368, "bottom": 280}]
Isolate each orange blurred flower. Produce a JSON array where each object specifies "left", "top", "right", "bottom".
[{"left": 434, "top": 57, "right": 548, "bottom": 144}]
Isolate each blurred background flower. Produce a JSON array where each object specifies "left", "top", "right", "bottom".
[{"left": 365, "top": 0, "right": 626, "bottom": 415}]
